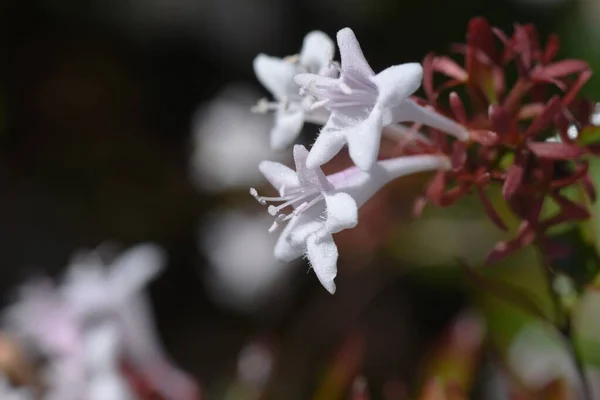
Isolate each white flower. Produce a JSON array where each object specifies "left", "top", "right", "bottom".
[
  {"left": 60, "top": 244, "right": 198, "bottom": 400},
  {"left": 0, "top": 375, "right": 33, "bottom": 400},
  {"left": 190, "top": 85, "right": 289, "bottom": 192},
  {"left": 251, "top": 145, "right": 450, "bottom": 293},
  {"left": 295, "top": 27, "right": 469, "bottom": 171},
  {"left": 253, "top": 31, "right": 335, "bottom": 150},
  {"left": 200, "top": 210, "right": 295, "bottom": 312}
]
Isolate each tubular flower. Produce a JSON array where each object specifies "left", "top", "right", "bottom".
[
  {"left": 251, "top": 145, "right": 451, "bottom": 293},
  {"left": 253, "top": 31, "right": 336, "bottom": 150},
  {"left": 295, "top": 27, "right": 469, "bottom": 171}
]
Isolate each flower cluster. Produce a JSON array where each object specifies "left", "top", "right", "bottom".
[
  {"left": 410, "top": 17, "right": 595, "bottom": 263},
  {"left": 1, "top": 245, "right": 199, "bottom": 400},
  {"left": 250, "top": 19, "right": 596, "bottom": 293}
]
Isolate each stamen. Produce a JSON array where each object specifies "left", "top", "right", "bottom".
[
  {"left": 249, "top": 188, "right": 266, "bottom": 205},
  {"left": 251, "top": 99, "right": 279, "bottom": 114},
  {"left": 310, "top": 98, "right": 330, "bottom": 110},
  {"left": 338, "top": 82, "right": 352, "bottom": 95},
  {"left": 268, "top": 215, "right": 286, "bottom": 233}
]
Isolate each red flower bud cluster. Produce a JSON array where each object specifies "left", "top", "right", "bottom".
[{"left": 403, "top": 17, "right": 597, "bottom": 263}]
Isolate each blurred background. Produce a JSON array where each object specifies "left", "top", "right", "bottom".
[{"left": 2, "top": 0, "right": 600, "bottom": 398}]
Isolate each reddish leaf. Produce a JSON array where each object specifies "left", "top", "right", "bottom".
[
  {"left": 489, "top": 104, "right": 511, "bottom": 135},
  {"left": 426, "top": 170, "right": 447, "bottom": 205},
  {"left": 525, "top": 96, "right": 562, "bottom": 137},
  {"left": 470, "top": 129, "right": 499, "bottom": 146},
  {"left": 503, "top": 153, "right": 526, "bottom": 200},
  {"left": 476, "top": 185, "right": 508, "bottom": 230},
  {"left": 467, "top": 17, "right": 500, "bottom": 65},
  {"left": 582, "top": 173, "right": 597, "bottom": 202},
  {"left": 537, "top": 60, "right": 589, "bottom": 78},
  {"left": 543, "top": 34, "right": 560, "bottom": 64},
  {"left": 562, "top": 69, "right": 593, "bottom": 106},
  {"left": 433, "top": 56, "right": 468, "bottom": 81},
  {"left": 451, "top": 141, "right": 467, "bottom": 169},
  {"left": 550, "top": 162, "right": 589, "bottom": 189},
  {"left": 449, "top": 92, "right": 467, "bottom": 124},
  {"left": 518, "top": 103, "right": 544, "bottom": 120},
  {"left": 422, "top": 53, "right": 436, "bottom": 102},
  {"left": 526, "top": 141, "right": 584, "bottom": 160},
  {"left": 486, "top": 222, "right": 535, "bottom": 263}
]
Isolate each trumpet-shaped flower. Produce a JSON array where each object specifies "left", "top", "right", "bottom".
[
  {"left": 253, "top": 31, "right": 336, "bottom": 150},
  {"left": 251, "top": 145, "right": 450, "bottom": 293},
  {"left": 295, "top": 27, "right": 469, "bottom": 171}
]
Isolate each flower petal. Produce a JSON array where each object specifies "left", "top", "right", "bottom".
[
  {"left": 292, "top": 145, "right": 331, "bottom": 189},
  {"left": 108, "top": 244, "right": 165, "bottom": 300},
  {"left": 346, "top": 107, "right": 384, "bottom": 170},
  {"left": 306, "top": 232, "right": 338, "bottom": 294},
  {"left": 270, "top": 106, "right": 305, "bottom": 150},
  {"left": 258, "top": 161, "right": 299, "bottom": 191},
  {"left": 306, "top": 129, "right": 347, "bottom": 169},
  {"left": 324, "top": 192, "right": 358, "bottom": 233},
  {"left": 372, "top": 63, "right": 423, "bottom": 108},
  {"left": 253, "top": 54, "right": 297, "bottom": 100},
  {"left": 273, "top": 218, "right": 305, "bottom": 262},
  {"left": 336, "top": 28, "right": 374, "bottom": 76},
  {"left": 299, "top": 31, "right": 335, "bottom": 73}
]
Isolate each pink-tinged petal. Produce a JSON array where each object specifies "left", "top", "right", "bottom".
[
  {"left": 292, "top": 145, "right": 331, "bottom": 189},
  {"left": 306, "top": 129, "right": 347, "bottom": 169},
  {"left": 372, "top": 63, "right": 423, "bottom": 108},
  {"left": 271, "top": 106, "right": 305, "bottom": 150},
  {"left": 324, "top": 192, "right": 358, "bottom": 233},
  {"left": 336, "top": 28, "right": 375, "bottom": 76},
  {"left": 258, "top": 161, "right": 299, "bottom": 191},
  {"left": 526, "top": 142, "right": 584, "bottom": 160},
  {"left": 346, "top": 107, "right": 384, "bottom": 170},
  {"left": 253, "top": 54, "right": 297, "bottom": 100},
  {"left": 299, "top": 31, "right": 335, "bottom": 73},
  {"left": 306, "top": 232, "right": 338, "bottom": 294},
  {"left": 432, "top": 56, "right": 467, "bottom": 81}
]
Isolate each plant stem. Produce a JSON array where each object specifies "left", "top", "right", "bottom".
[{"left": 538, "top": 248, "right": 592, "bottom": 400}]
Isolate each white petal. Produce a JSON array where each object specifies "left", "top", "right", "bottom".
[
  {"left": 306, "top": 233, "right": 338, "bottom": 294},
  {"left": 324, "top": 192, "right": 358, "bottom": 233},
  {"left": 109, "top": 244, "right": 165, "bottom": 299},
  {"left": 258, "top": 161, "right": 299, "bottom": 191},
  {"left": 253, "top": 54, "right": 297, "bottom": 100},
  {"left": 270, "top": 106, "right": 305, "bottom": 150},
  {"left": 336, "top": 28, "right": 374, "bottom": 76},
  {"left": 306, "top": 129, "right": 347, "bottom": 169},
  {"left": 299, "top": 31, "right": 335, "bottom": 72},
  {"left": 273, "top": 215, "right": 306, "bottom": 262},
  {"left": 346, "top": 107, "right": 384, "bottom": 171},
  {"left": 372, "top": 63, "right": 423, "bottom": 108},
  {"left": 292, "top": 145, "right": 332, "bottom": 189}
]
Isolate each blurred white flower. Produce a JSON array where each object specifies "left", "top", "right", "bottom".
[
  {"left": 3, "top": 244, "right": 199, "bottom": 400},
  {"left": 200, "top": 210, "right": 295, "bottom": 312},
  {"left": 190, "top": 85, "right": 289, "bottom": 192},
  {"left": 0, "top": 375, "right": 33, "bottom": 400},
  {"left": 508, "top": 321, "right": 582, "bottom": 396}
]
